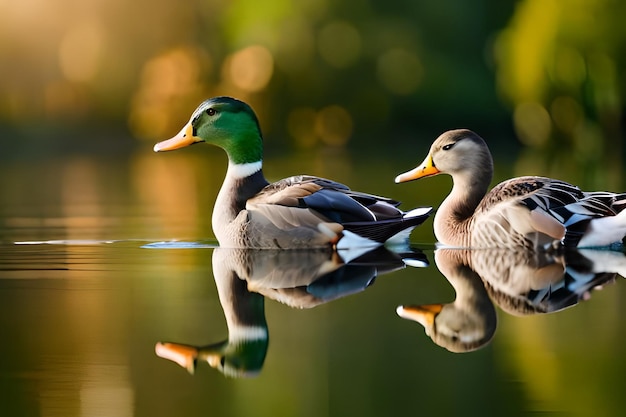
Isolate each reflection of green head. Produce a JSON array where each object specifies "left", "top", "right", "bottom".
[
  {"left": 156, "top": 258, "right": 270, "bottom": 378},
  {"left": 155, "top": 326, "right": 269, "bottom": 378},
  {"left": 204, "top": 329, "right": 269, "bottom": 378}
]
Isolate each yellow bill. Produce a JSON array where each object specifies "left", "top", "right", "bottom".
[
  {"left": 396, "top": 303, "right": 443, "bottom": 327},
  {"left": 395, "top": 154, "right": 440, "bottom": 183},
  {"left": 153, "top": 123, "right": 202, "bottom": 152}
]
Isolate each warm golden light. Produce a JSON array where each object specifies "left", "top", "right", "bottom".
[
  {"left": 131, "top": 153, "right": 201, "bottom": 238},
  {"left": 58, "top": 19, "right": 105, "bottom": 83},
  {"left": 44, "top": 80, "right": 87, "bottom": 119},
  {"left": 128, "top": 46, "right": 211, "bottom": 140},
  {"left": 226, "top": 45, "right": 274, "bottom": 93}
]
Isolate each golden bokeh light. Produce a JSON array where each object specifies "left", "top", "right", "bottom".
[
  {"left": 224, "top": 45, "right": 274, "bottom": 93},
  {"left": 132, "top": 153, "right": 201, "bottom": 238},
  {"left": 58, "top": 19, "right": 105, "bottom": 83},
  {"left": 128, "top": 46, "right": 211, "bottom": 140},
  {"left": 59, "top": 157, "right": 110, "bottom": 240}
]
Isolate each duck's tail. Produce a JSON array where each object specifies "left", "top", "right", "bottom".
[
  {"left": 577, "top": 209, "right": 626, "bottom": 248},
  {"left": 340, "top": 206, "right": 432, "bottom": 246}
]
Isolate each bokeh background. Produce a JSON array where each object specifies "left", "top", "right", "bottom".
[
  {"left": 3, "top": 2, "right": 626, "bottom": 417},
  {"left": 2, "top": 0, "right": 625, "bottom": 188}
]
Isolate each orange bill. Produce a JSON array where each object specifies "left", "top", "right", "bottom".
[
  {"left": 395, "top": 154, "right": 440, "bottom": 183},
  {"left": 396, "top": 303, "right": 443, "bottom": 327},
  {"left": 153, "top": 123, "right": 201, "bottom": 152},
  {"left": 155, "top": 342, "right": 198, "bottom": 374}
]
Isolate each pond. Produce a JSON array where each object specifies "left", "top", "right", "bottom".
[{"left": 1, "top": 144, "right": 625, "bottom": 417}]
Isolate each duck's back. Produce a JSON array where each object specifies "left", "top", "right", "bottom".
[
  {"left": 223, "top": 175, "right": 429, "bottom": 249},
  {"left": 472, "top": 176, "right": 626, "bottom": 248}
]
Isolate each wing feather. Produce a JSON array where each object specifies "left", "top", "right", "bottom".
[
  {"left": 247, "top": 175, "right": 404, "bottom": 223},
  {"left": 476, "top": 176, "right": 626, "bottom": 247}
]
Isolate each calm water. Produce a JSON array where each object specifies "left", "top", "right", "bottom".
[{"left": 1, "top": 146, "right": 626, "bottom": 417}]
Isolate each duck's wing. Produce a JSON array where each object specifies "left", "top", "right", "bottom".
[
  {"left": 246, "top": 175, "right": 431, "bottom": 245},
  {"left": 477, "top": 177, "right": 583, "bottom": 212},
  {"left": 248, "top": 175, "right": 406, "bottom": 223},
  {"left": 477, "top": 176, "right": 626, "bottom": 246},
  {"left": 480, "top": 176, "right": 626, "bottom": 217}
]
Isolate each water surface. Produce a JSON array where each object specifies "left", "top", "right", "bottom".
[{"left": 1, "top": 149, "right": 626, "bottom": 417}]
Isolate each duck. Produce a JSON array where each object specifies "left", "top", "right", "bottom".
[
  {"left": 154, "top": 96, "right": 431, "bottom": 249},
  {"left": 155, "top": 248, "right": 269, "bottom": 378},
  {"left": 397, "top": 247, "right": 625, "bottom": 353},
  {"left": 477, "top": 248, "right": 626, "bottom": 316},
  {"left": 156, "top": 245, "right": 427, "bottom": 377},
  {"left": 395, "top": 129, "right": 626, "bottom": 249},
  {"left": 397, "top": 249, "right": 497, "bottom": 353},
  {"left": 237, "top": 246, "right": 426, "bottom": 308}
]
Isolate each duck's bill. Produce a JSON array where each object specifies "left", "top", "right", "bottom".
[
  {"left": 155, "top": 342, "right": 198, "bottom": 374},
  {"left": 395, "top": 154, "right": 440, "bottom": 183},
  {"left": 396, "top": 304, "right": 443, "bottom": 327},
  {"left": 153, "top": 123, "right": 202, "bottom": 152}
]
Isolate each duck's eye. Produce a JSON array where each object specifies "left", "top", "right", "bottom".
[
  {"left": 442, "top": 143, "right": 454, "bottom": 151},
  {"left": 206, "top": 108, "right": 217, "bottom": 116}
]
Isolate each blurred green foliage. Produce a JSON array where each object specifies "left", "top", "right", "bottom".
[{"left": 1, "top": 0, "right": 625, "bottom": 186}]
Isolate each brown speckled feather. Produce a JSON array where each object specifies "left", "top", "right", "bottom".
[{"left": 247, "top": 177, "right": 324, "bottom": 207}]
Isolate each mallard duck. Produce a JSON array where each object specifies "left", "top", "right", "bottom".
[
  {"left": 395, "top": 129, "right": 626, "bottom": 249},
  {"left": 156, "top": 245, "right": 426, "bottom": 377},
  {"left": 156, "top": 248, "right": 268, "bottom": 378},
  {"left": 154, "top": 96, "right": 431, "bottom": 249}
]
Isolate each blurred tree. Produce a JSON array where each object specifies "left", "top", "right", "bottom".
[
  {"left": 494, "top": 0, "right": 626, "bottom": 188},
  {"left": 8, "top": 0, "right": 626, "bottom": 174}
]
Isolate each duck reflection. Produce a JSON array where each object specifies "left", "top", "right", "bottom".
[
  {"left": 156, "top": 246, "right": 427, "bottom": 377},
  {"left": 397, "top": 248, "right": 626, "bottom": 353}
]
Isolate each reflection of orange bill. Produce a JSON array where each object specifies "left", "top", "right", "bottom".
[
  {"left": 155, "top": 342, "right": 198, "bottom": 374},
  {"left": 396, "top": 304, "right": 443, "bottom": 327}
]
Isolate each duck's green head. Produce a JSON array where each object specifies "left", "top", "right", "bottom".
[{"left": 153, "top": 96, "right": 264, "bottom": 165}]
